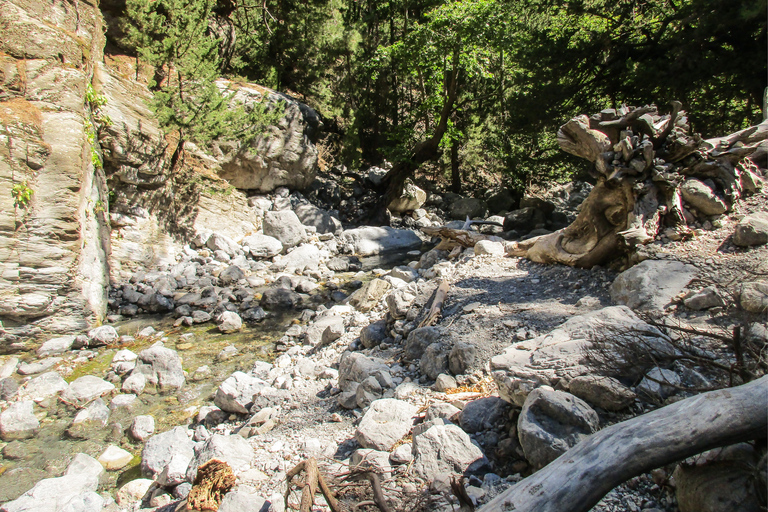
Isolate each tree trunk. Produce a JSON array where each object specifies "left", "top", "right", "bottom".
[
  {"left": 480, "top": 376, "right": 768, "bottom": 512},
  {"left": 451, "top": 138, "right": 461, "bottom": 193},
  {"left": 508, "top": 104, "right": 766, "bottom": 267}
]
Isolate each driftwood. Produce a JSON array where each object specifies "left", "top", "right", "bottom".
[
  {"left": 285, "top": 457, "right": 342, "bottom": 512},
  {"left": 480, "top": 375, "right": 768, "bottom": 512},
  {"left": 185, "top": 459, "right": 236, "bottom": 511},
  {"left": 419, "top": 279, "right": 450, "bottom": 328},
  {"left": 509, "top": 104, "right": 766, "bottom": 268},
  {"left": 421, "top": 226, "right": 502, "bottom": 251}
]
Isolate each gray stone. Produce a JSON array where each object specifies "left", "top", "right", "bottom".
[
  {"left": 388, "top": 181, "right": 427, "bottom": 213},
  {"left": 610, "top": 260, "right": 697, "bottom": 311},
  {"left": 214, "top": 371, "right": 266, "bottom": 413},
  {"left": 386, "top": 289, "right": 416, "bottom": 320},
  {"left": 412, "top": 423, "right": 488, "bottom": 479},
  {"left": 425, "top": 402, "right": 461, "bottom": 422},
  {"left": 518, "top": 388, "right": 599, "bottom": 470},
  {"left": 682, "top": 286, "right": 723, "bottom": 311},
  {"left": 459, "top": 397, "right": 510, "bottom": 433},
  {"left": 141, "top": 426, "right": 195, "bottom": 484},
  {"left": 87, "top": 326, "right": 119, "bottom": 346},
  {"left": 355, "top": 399, "right": 418, "bottom": 451},
  {"left": 434, "top": 374, "right": 457, "bottom": 392},
  {"left": 219, "top": 265, "right": 245, "bottom": 285},
  {"left": 273, "top": 244, "right": 322, "bottom": 273},
  {"left": 0, "top": 473, "right": 101, "bottom": 512},
  {"left": 0, "top": 378, "right": 18, "bottom": 401},
  {"left": 129, "top": 415, "right": 155, "bottom": 443},
  {"left": 474, "top": 240, "right": 505, "bottom": 256},
  {"left": 65, "top": 453, "right": 105, "bottom": 481},
  {"left": 206, "top": 233, "right": 240, "bottom": 257},
  {"left": 186, "top": 434, "right": 254, "bottom": 482},
  {"left": 338, "top": 352, "right": 392, "bottom": 395},
  {"left": 242, "top": 234, "right": 283, "bottom": 259},
  {"left": 294, "top": 203, "right": 342, "bottom": 235},
  {"left": 305, "top": 315, "right": 345, "bottom": 346},
  {"left": 342, "top": 226, "right": 422, "bottom": 257},
  {"left": 449, "top": 342, "right": 477, "bottom": 375},
  {"left": 67, "top": 398, "right": 110, "bottom": 439},
  {"left": 448, "top": 198, "right": 488, "bottom": 220},
  {"left": 674, "top": 452, "right": 763, "bottom": 512},
  {"left": 503, "top": 207, "right": 546, "bottom": 232},
  {"left": 389, "top": 266, "right": 419, "bottom": 283},
  {"left": 404, "top": 326, "right": 443, "bottom": 362},
  {"left": 360, "top": 319, "right": 388, "bottom": 349},
  {"left": 116, "top": 479, "right": 153, "bottom": 508},
  {"left": 61, "top": 376, "right": 115, "bottom": 405},
  {"left": 17, "top": 372, "right": 68, "bottom": 402},
  {"left": 636, "top": 367, "right": 681, "bottom": 400},
  {"left": 680, "top": 178, "right": 727, "bottom": 215},
  {"left": 122, "top": 372, "right": 146, "bottom": 395},
  {"left": 568, "top": 375, "right": 636, "bottom": 411},
  {"left": 37, "top": 335, "right": 75, "bottom": 357},
  {"left": 732, "top": 212, "right": 768, "bottom": 247},
  {"left": 218, "top": 490, "right": 267, "bottom": 512},
  {"left": 740, "top": 281, "right": 768, "bottom": 313},
  {"left": 132, "top": 345, "right": 186, "bottom": 390},
  {"left": 263, "top": 210, "right": 306, "bottom": 250},
  {"left": 421, "top": 343, "right": 450, "bottom": 380},
  {"left": 390, "top": 444, "right": 414, "bottom": 464},
  {"left": 355, "top": 376, "right": 383, "bottom": 408},
  {"left": 260, "top": 287, "right": 301, "bottom": 309},
  {"left": 0, "top": 401, "right": 39, "bottom": 441},
  {"left": 16, "top": 358, "right": 61, "bottom": 376},
  {"left": 350, "top": 449, "right": 393, "bottom": 480},
  {"left": 346, "top": 279, "right": 392, "bottom": 313},
  {"left": 217, "top": 311, "right": 243, "bottom": 333}
]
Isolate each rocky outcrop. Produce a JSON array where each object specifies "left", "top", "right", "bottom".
[{"left": 0, "top": 0, "right": 110, "bottom": 335}]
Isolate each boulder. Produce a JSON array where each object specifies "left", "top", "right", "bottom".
[
  {"left": 0, "top": 472, "right": 102, "bottom": 512},
  {"left": 0, "top": 401, "right": 39, "bottom": 441},
  {"left": 186, "top": 434, "right": 254, "bottom": 482},
  {"left": 386, "top": 289, "right": 416, "bottom": 319},
  {"left": 412, "top": 423, "right": 488, "bottom": 479},
  {"left": 87, "top": 326, "right": 119, "bottom": 346},
  {"left": 116, "top": 479, "right": 153, "bottom": 508},
  {"left": 346, "top": 279, "right": 392, "bottom": 313},
  {"left": 503, "top": 207, "right": 546, "bottom": 232},
  {"left": 449, "top": 342, "right": 477, "bottom": 375},
  {"left": 17, "top": 372, "right": 68, "bottom": 402},
  {"left": 342, "top": 226, "right": 423, "bottom": 256},
  {"left": 517, "top": 388, "right": 599, "bottom": 470},
  {"left": 610, "top": 259, "right": 697, "bottom": 310},
  {"left": 36, "top": 336, "right": 75, "bottom": 357},
  {"left": 459, "top": 397, "right": 510, "bottom": 433},
  {"left": 273, "top": 244, "right": 322, "bottom": 273},
  {"left": 132, "top": 345, "right": 185, "bottom": 390},
  {"left": 739, "top": 281, "right": 768, "bottom": 313},
  {"left": 474, "top": 240, "right": 505, "bottom": 257},
  {"left": 732, "top": 212, "right": 768, "bottom": 247},
  {"left": 636, "top": 367, "right": 681, "bottom": 400},
  {"left": 355, "top": 399, "right": 419, "bottom": 451},
  {"left": 338, "top": 352, "right": 392, "bottom": 393},
  {"left": 360, "top": 319, "right": 388, "bottom": 349},
  {"left": 388, "top": 181, "right": 427, "bottom": 213},
  {"left": 448, "top": 197, "right": 488, "bottom": 220},
  {"left": 206, "top": 233, "right": 241, "bottom": 257},
  {"left": 219, "top": 265, "right": 245, "bottom": 286},
  {"left": 122, "top": 372, "right": 147, "bottom": 395},
  {"left": 61, "top": 376, "right": 115, "bottom": 405},
  {"left": 217, "top": 311, "right": 243, "bottom": 333},
  {"left": 682, "top": 286, "right": 723, "bottom": 311},
  {"left": 262, "top": 210, "right": 306, "bottom": 251},
  {"left": 351, "top": 448, "right": 393, "bottom": 479},
  {"left": 141, "top": 426, "right": 195, "bottom": 484},
  {"left": 304, "top": 315, "right": 345, "bottom": 347},
  {"left": 67, "top": 398, "right": 110, "bottom": 439},
  {"left": 421, "top": 343, "right": 450, "bottom": 380},
  {"left": 485, "top": 188, "right": 519, "bottom": 214},
  {"left": 207, "top": 85, "right": 320, "bottom": 192},
  {"left": 218, "top": 489, "right": 267, "bottom": 512},
  {"left": 491, "top": 306, "right": 667, "bottom": 406},
  {"left": 680, "top": 178, "right": 727, "bottom": 215},
  {"left": 404, "top": 326, "right": 443, "bottom": 362},
  {"left": 241, "top": 234, "right": 283, "bottom": 259},
  {"left": 568, "top": 375, "right": 636, "bottom": 411},
  {"left": 214, "top": 371, "right": 266, "bottom": 414},
  {"left": 129, "top": 415, "right": 156, "bottom": 443},
  {"left": 294, "top": 203, "right": 342, "bottom": 234}
]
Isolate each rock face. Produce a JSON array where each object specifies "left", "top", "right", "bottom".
[
  {"left": 207, "top": 84, "right": 321, "bottom": 192},
  {"left": 517, "top": 388, "right": 599, "bottom": 470},
  {"left": 610, "top": 259, "right": 697, "bottom": 310},
  {"left": 0, "top": 0, "right": 110, "bottom": 334}
]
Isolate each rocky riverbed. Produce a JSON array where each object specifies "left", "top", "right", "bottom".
[{"left": 0, "top": 185, "right": 766, "bottom": 512}]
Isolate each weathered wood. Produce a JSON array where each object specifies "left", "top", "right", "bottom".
[
  {"left": 186, "top": 459, "right": 236, "bottom": 512},
  {"left": 479, "top": 376, "right": 768, "bottom": 512},
  {"left": 285, "top": 458, "right": 342, "bottom": 512},
  {"left": 419, "top": 279, "right": 450, "bottom": 328},
  {"left": 420, "top": 226, "right": 501, "bottom": 251}
]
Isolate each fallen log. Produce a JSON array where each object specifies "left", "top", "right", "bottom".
[
  {"left": 420, "top": 226, "right": 502, "bottom": 251},
  {"left": 479, "top": 375, "right": 768, "bottom": 512},
  {"left": 418, "top": 279, "right": 450, "bottom": 328},
  {"left": 285, "top": 457, "right": 342, "bottom": 512}
]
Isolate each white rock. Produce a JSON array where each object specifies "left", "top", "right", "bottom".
[
  {"left": 37, "top": 336, "right": 75, "bottom": 357},
  {"left": 98, "top": 445, "right": 134, "bottom": 470}
]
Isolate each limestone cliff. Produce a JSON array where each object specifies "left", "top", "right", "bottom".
[{"left": 0, "top": 0, "right": 110, "bottom": 336}]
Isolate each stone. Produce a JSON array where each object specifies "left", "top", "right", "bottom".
[
  {"left": 449, "top": 342, "right": 477, "bottom": 375},
  {"left": 448, "top": 197, "right": 488, "bottom": 220},
  {"left": 346, "top": 279, "right": 392, "bottom": 313},
  {"left": 351, "top": 448, "right": 393, "bottom": 479},
  {"left": 305, "top": 315, "right": 345, "bottom": 346},
  {"left": 732, "top": 212, "right": 768, "bottom": 247},
  {"left": 517, "top": 388, "right": 599, "bottom": 470},
  {"left": 260, "top": 286, "right": 301, "bottom": 309},
  {"left": 214, "top": 371, "right": 266, "bottom": 414},
  {"left": 740, "top": 281, "right": 768, "bottom": 313},
  {"left": 434, "top": 374, "right": 457, "bottom": 392},
  {"left": 386, "top": 289, "right": 416, "bottom": 319},
  {"left": 65, "top": 453, "right": 105, "bottom": 481},
  {"left": 412, "top": 423, "right": 488, "bottom": 479},
  {"left": 218, "top": 489, "right": 267, "bottom": 512},
  {"left": 206, "top": 233, "right": 240, "bottom": 257},
  {"left": 122, "top": 372, "right": 147, "bottom": 395},
  {"left": 17, "top": 372, "right": 68, "bottom": 402},
  {"left": 485, "top": 188, "right": 519, "bottom": 214},
  {"left": 338, "top": 352, "right": 392, "bottom": 394},
  {"left": 0, "top": 401, "right": 39, "bottom": 441},
  {"left": 37, "top": 335, "right": 75, "bottom": 357},
  {"left": 16, "top": 358, "right": 61, "bottom": 376},
  {"left": 503, "top": 207, "right": 546, "bottom": 232},
  {"left": 116, "top": 479, "right": 153, "bottom": 507},
  {"left": 219, "top": 265, "right": 245, "bottom": 286},
  {"left": 474, "top": 240, "right": 505, "bottom": 257},
  {"left": 390, "top": 444, "right": 414, "bottom": 464},
  {"left": 61, "top": 376, "right": 115, "bottom": 404},
  {"left": 0, "top": 473, "right": 102, "bottom": 512},
  {"left": 459, "top": 397, "right": 510, "bottom": 433},
  {"left": 0, "top": 357, "right": 19, "bottom": 379},
  {"left": 342, "top": 226, "right": 423, "bottom": 257},
  {"left": 425, "top": 403, "right": 461, "bottom": 422},
  {"left": 294, "top": 203, "right": 342, "bottom": 235},
  {"left": 388, "top": 181, "right": 427, "bottom": 213},
  {"left": 389, "top": 266, "right": 419, "bottom": 283},
  {"left": 360, "top": 319, "right": 388, "bottom": 349},
  {"left": 242, "top": 234, "right": 283, "bottom": 259},
  {"left": 98, "top": 445, "right": 134, "bottom": 470},
  {"left": 680, "top": 178, "right": 727, "bottom": 215},
  {"left": 636, "top": 367, "right": 681, "bottom": 400},
  {"left": 674, "top": 456, "right": 763, "bottom": 512},
  {"left": 87, "top": 326, "right": 119, "bottom": 346},
  {"left": 186, "top": 434, "right": 254, "bottom": 482},
  {"left": 610, "top": 260, "right": 698, "bottom": 311},
  {"left": 141, "top": 426, "right": 195, "bottom": 484},
  {"left": 568, "top": 375, "right": 636, "bottom": 411},
  {"left": 0, "top": 378, "right": 18, "bottom": 401},
  {"left": 68, "top": 398, "right": 110, "bottom": 438},
  {"left": 273, "top": 244, "right": 322, "bottom": 273},
  {"left": 404, "top": 326, "right": 443, "bottom": 362},
  {"left": 355, "top": 399, "right": 419, "bottom": 451},
  {"left": 356, "top": 376, "right": 383, "bottom": 408},
  {"left": 263, "top": 210, "right": 306, "bottom": 251},
  {"left": 421, "top": 343, "right": 450, "bottom": 380},
  {"left": 132, "top": 345, "right": 186, "bottom": 390},
  {"left": 111, "top": 393, "right": 138, "bottom": 410},
  {"left": 130, "top": 415, "right": 156, "bottom": 443},
  {"left": 682, "top": 286, "right": 723, "bottom": 310},
  {"left": 217, "top": 311, "right": 243, "bottom": 333}
]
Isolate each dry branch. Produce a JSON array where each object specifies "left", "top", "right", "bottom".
[
  {"left": 480, "top": 376, "right": 768, "bottom": 512},
  {"left": 285, "top": 458, "right": 342, "bottom": 512},
  {"left": 420, "top": 226, "right": 500, "bottom": 251},
  {"left": 419, "top": 279, "right": 450, "bottom": 328}
]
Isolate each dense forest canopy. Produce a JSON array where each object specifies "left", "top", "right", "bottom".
[{"left": 118, "top": 0, "right": 767, "bottom": 195}]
